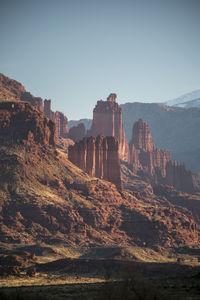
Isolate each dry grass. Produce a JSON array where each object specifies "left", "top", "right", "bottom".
[{"left": 0, "top": 273, "right": 106, "bottom": 288}]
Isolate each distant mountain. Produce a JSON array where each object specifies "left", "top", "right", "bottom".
[
  {"left": 69, "top": 119, "right": 92, "bottom": 130},
  {"left": 164, "top": 90, "right": 200, "bottom": 108},
  {"left": 120, "top": 102, "right": 200, "bottom": 172}
]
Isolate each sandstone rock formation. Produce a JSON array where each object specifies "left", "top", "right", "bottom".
[
  {"left": 56, "top": 137, "right": 75, "bottom": 154},
  {"left": 0, "top": 74, "right": 68, "bottom": 140},
  {"left": 0, "top": 73, "right": 43, "bottom": 112},
  {"left": 68, "top": 123, "right": 86, "bottom": 142},
  {"left": 88, "top": 94, "right": 129, "bottom": 161},
  {"left": 0, "top": 101, "right": 55, "bottom": 146},
  {"left": 44, "top": 99, "right": 53, "bottom": 119},
  {"left": 68, "top": 135, "right": 123, "bottom": 192},
  {"left": 44, "top": 99, "right": 68, "bottom": 139},
  {"left": 0, "top": 101, "right": 199, "bottom": 248},
  {"left": 129, "top": 119, "right": 194, "bottom": 193},
  {"left": 121, "top": 102, "right": 200, "bottom": 172},
  {"left": 54, "top": 111, "right": 68, "bottom": 139}
]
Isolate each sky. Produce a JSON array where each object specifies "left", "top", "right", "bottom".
[{"left": 1, "top": 0, "right": 200, "bottom": 120}]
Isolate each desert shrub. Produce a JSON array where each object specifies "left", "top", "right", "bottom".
[
  {"left": 0, "top": 291, "right": 25, "bottom": 300},
  {"left": 98, "top": 272, "right": 178, "bottom": 300},
  {"left": 0, "top": 291, "right": 48, "bottom": 300}
]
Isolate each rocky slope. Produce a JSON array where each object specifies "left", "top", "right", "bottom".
[
  {"left": 121, "top": 102, "right": 200, "bottom": 172},
  {"left": 0, "top": 73, "right": 43, "bottom": 112},
  {"left": 129, "top": 119, "right": 194, "bottom": 193},
  {"left": 0, "top": 101, "right": 198, "bottom": 248},
  {"left": 0, "top": 73, "right": 69, "bottom": 139}
]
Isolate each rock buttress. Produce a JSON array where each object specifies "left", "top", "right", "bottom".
[
  {"left": 44, "top": 99, "right": 68, "bottom": 139},
  {"left": 68, "top": 135, "right": 123, "bottom": 191},
  {"left": 129, "top": 119, "right": 194, "bottom": 193},
  {"left": 0, "top": 101, "right": 55, "bottom": 146},
  {"left": 88, "top": 94, "right": 129, "bottom": 162}
]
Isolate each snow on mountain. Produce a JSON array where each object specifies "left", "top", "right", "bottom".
[{"left": 165, "top": 90, "right": 200, "bottom": 107}]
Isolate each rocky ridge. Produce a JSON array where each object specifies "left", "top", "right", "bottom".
[
  {"left": 0, "top": 101, "right": 198, "bottom": 248},
  {"left": 129, "top": 119, "right": 194, "bottom": 193},
  {"left": 120, "top": 102, "right": 200, "bottom": 172},
  {"left": 0, "top": 74, "right": 68, "bottom": 140},
  {"left": 0, "top": 73, "right": 43, "bottom": 112}
]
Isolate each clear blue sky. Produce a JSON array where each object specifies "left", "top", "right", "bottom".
[{"left": 1, "top": 0, "right": 200, "bottom": 120}]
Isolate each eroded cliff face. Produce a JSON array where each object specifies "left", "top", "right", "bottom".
[
  {"left": 0, "top": 73, "right": 43, "bottom": 112},
  {"left": 129, "top": 119, "right": 194, "bottom": 193},
  {"left": 68, "top": 135, "right": 123, "bottom": 192},
  {"left": 44, "top": 99, "right": 68, "bottom": 139},
  {"left": 0, "top": 101, "right": 55, "bottom": 146},
  {"left": 0, "top": 74, "right": 68, "bottom": 140},
  {"left": 121, "top": 102, "right": 200, "bottom": 173},
  {"left": 88, "top": 94, "right": 129, "bottom": 162}
]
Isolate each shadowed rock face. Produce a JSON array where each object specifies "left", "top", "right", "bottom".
[
  {"left": 68, "top": 123, "right": 86, "bottom": 142},
  {"left": 88, "top": 94, "right": 129, "bottom": 162},
  {"left": 0, "top": 74, "right": 68, "bottom": 140},
  {"left": 0, "top": 102, "right": 55, "bottom": 146},
  {"left": 129, "top": 119, "right": 194, "bottom": 193},
  {"left": 121, "top": 102, "right": 200, "bottom": 172},
  {"left": 44, "top": 99, "right": 68, "bottom": 139},
  {"left": 68, "top": 135, "right": 123, "bottom": 192}
]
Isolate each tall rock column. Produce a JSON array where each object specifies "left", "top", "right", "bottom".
[
  {"left": 88, "top": 94, "right": 129, "bottom": 162},
  {"left": 44, "top": 99, "right": 52, "bottom": 119},
  {"left": 106, "top": 136, "right": 123, "bottom": 192},
  {"left": 129, "top": 119, "right": 194, "bottom": 192},
  {"left": 95, "top": 135, "right": 104, "bottom": 178},
  {"left": 68, "top": 135, "right": 123, "bottom": 192},
  {"left": 43, "top": 99, "right": 68, "bottom": 140}
]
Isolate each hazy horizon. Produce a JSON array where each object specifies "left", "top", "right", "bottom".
[{"left": 1, "top": 0, "right": 200, "bottom": 119}]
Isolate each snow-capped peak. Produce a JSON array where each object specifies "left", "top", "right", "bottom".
[{"left": 165, "top": 90, "right": 200, "bottom": 107}]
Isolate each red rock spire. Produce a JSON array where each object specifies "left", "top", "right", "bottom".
[{"left": 88, "top": 94, "right": 129, "bottom": 162}]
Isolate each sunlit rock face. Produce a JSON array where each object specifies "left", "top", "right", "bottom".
[
  {"left": 0, "top": 73, "right": 43, "bottom": 112},
  {"left": 68, "top": 135, "right": 123, "bottom": 192},
  {"left": 88, "top": 94, "right": 129, "bottom": 162},
  {"left": 129, "top": 119, "right": 194, "bottom": 193}
]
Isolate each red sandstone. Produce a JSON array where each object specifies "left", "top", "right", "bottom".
[
  {"left": 68, "top": 135, "right": 123, "bottom": 192},
  {"left": 129, "top": 119, "right": 194, "bottom": 193},
  {"left": 88, "top": 94, "right": 129, "bottom": 161}
]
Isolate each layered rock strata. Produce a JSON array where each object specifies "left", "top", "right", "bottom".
[
  {"left": 68, "top": 135, "right": 123, "bottom": 191},
  {"left": 0, "top": 99, "right": 199, "bottom": 248},
  {"left": 0, "top": 74, "right": 68, "bottom": 140},
  {"left": 88, "top": 94, "right": 129, "bottom": 161},
  {"left": 0, "top": 73, "right": 43, "bottom": 112},
  {"left": 129, "top": 119, "right": 194, "bottom": 192},
  {"left": 0, "top": 101, "right": 55, "bottom": 146},
  {"left": 44, "top": 99, "right": 68, "bottom": 139}
]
